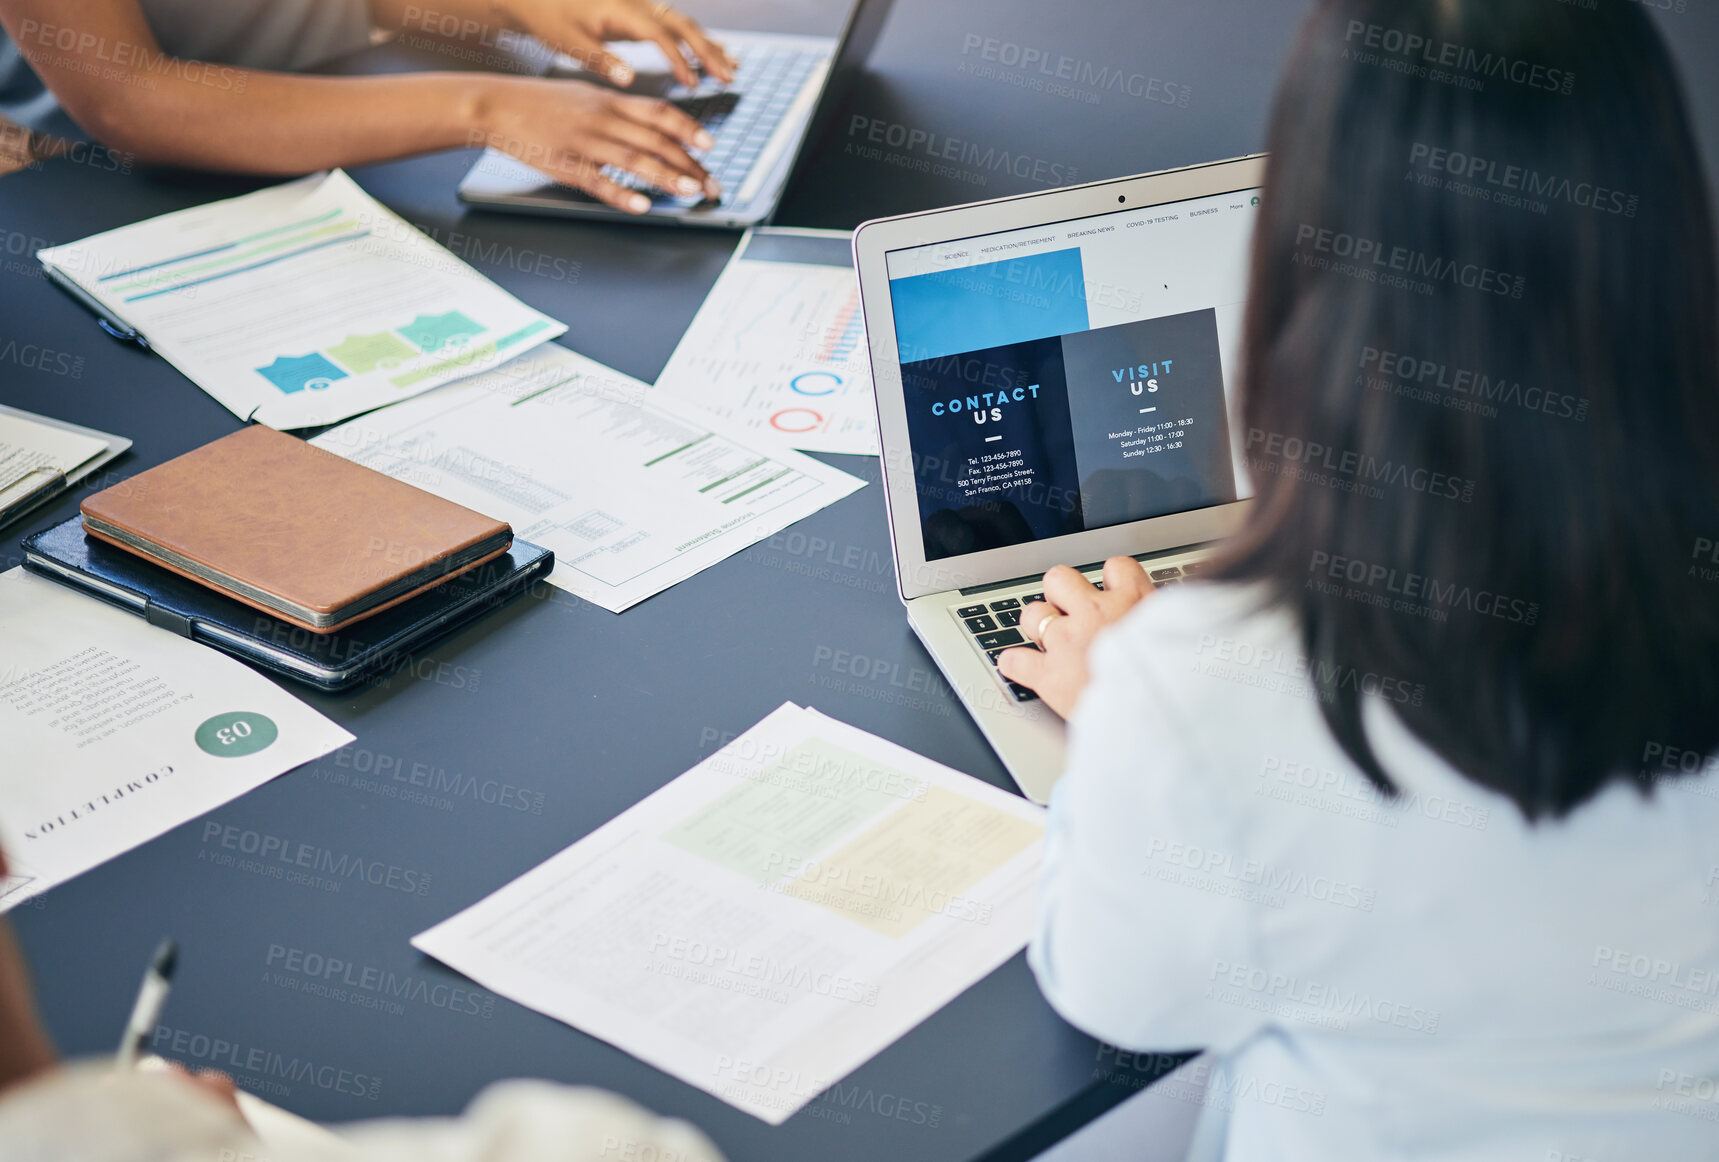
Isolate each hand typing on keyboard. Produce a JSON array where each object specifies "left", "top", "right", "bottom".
[
  {"left": 466, "top": 0, "right": 738, "bottom": 212},
  {"left": 997, "top": 558, "right": 1154, "bottom": 718},
  {"left": 476, "top": 77, "right": 723, "bottom": 211},
  {"left": 499, "top": 0, "right": 736, "bottom": 89}
]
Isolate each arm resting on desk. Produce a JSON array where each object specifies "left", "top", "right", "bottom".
[
  {"left": 0, "top": 1065, "right": 727, "bottom": 1162},
  {"left": 0, "top": 0, "right": 718, "bottom": 211},
  {"left": 335, "top": 1080, "right": 726, "bottom": 1162}
]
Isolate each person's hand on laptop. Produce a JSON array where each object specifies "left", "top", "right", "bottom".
[
  {"left": 503, "top": 0, "right": 738, "bottom": 89},
  {"left": 477, "top": 0, "right": 737, "bottom": 211},
  {"left": 0, "top": 0, "right": 734, "bottom": 214},
  {"left": 998, "top": 557, "right": 1153, "bottom": 718},
  {"left": 479, "top": 75, "right": 723, "bottom": 209}
]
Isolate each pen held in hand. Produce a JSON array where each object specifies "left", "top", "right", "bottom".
[{"left": 116, "top": 937, "right": 177, "bottom": 1068}]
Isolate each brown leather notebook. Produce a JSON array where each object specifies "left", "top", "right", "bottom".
[{"left": 81, "top": 425, "right": 512, "bottom": 635}]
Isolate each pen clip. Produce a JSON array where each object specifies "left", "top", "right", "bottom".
[{"left": 97, "top": 315, "right": 149, "bottom": 349}]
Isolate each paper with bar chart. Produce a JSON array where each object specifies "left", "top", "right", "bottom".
[
  {"left": 312, "top": 344, "right": 865, "bottom": 612},
  {"left": 36, "top": 171, "right": 564, "bottom": 429},
  {"left": 655, "top": 228, "right": 878, "bottom": 456}
]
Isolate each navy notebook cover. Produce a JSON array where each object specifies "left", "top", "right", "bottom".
[{"left": 21, "top": 516, "right": 555, "bottom": 691}]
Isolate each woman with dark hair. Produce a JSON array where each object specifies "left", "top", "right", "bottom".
[{"left": 1000, "top": 0, "right": 1719, "bottom": 1157}]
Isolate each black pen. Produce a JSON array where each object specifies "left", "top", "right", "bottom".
[
  {"left": 116, "top": 938, "right": 177, "bottom": 1068},
  {"left": 43, "top": 265, "right": 151, "bottom": 350}
]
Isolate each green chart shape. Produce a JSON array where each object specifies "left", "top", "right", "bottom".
[
  {"left": 661, "top": 739, "right": 903, "bottom": 884},
  {"left": 397, "top": 311, "right": 484, "bottom": 353},
  {"left": 326, "top": 330, "right": 418, "bottom": 374}
]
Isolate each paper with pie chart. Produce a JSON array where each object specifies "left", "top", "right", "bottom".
[
  {"left": 654, "top": 228, "right": 877, "bottom": 457},
  {"left": 36, "top": 170, "right": 565, "bottom": 430}
]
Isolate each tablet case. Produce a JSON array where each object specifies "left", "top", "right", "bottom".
[
  {"left": 22, "top": 516, "right": 554, "bottom": 691},
  {"left": 80, "top": 425, "right": 512, "bottom": 634}
]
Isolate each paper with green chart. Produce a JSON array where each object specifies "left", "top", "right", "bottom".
[
  {"left": 35, "top": 170, "right": 565, "bottom": 429},
  {"left": 312, "top": 343, "right": 865, "bottom": 612},
  {"left": 0, "top": 568, "right": 352, "bottom": 912},
  {"left": 412, "top": 702, "right": 1045, "bottom": 1124}
]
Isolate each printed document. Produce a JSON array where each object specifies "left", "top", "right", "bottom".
[
  {"left": 312, "top": 345, "right": 864, "bottom": 612},
  {"left": 0, "top": 405, "right": 131, "bottom": 531},
  {"left": 413, "top": 703, "right": 1044, "bottom": 1123},
  {"left": 37, "top": 171, "right": 565, "bottom": 429},
  {"left": 0, "top": 568, "right": 353, "bottom": 911},
  {"left": 0, "top": 415, "right": 107, "bottom": 491},
  {"left": 654, "top": 228, "right": 878, "bottom": 456}
]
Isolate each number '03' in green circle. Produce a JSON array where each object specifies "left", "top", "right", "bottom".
[{"left": 194, "top": 712, "right": 279, "bottom": 758}]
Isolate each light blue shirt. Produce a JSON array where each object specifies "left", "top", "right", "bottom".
[
  {"left": 1030, "top": 582, "right": 1719, "bottom": 1161},
  {"left": 1, "top": 0, "right": 372, "bottom": 139}
]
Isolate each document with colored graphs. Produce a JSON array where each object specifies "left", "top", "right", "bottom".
[
  {"left": 654, "top": 228, "right": 878, "bottom": 456},
  {"left": 313, "top": 344, "right": 864, "bottom": 612},
  {"left": 414, "top": 703, "right": 1045, "bottom": 1123},
  {"left": 37, "top": 170, "right": 564, "bottom": 429}
]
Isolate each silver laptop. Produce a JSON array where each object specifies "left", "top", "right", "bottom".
[
  {"left": 457, "top": 8, "right": 860, "bottom": 228},
  {"left": 852, "top": 155, "right": 1267, "bottom": 803}
]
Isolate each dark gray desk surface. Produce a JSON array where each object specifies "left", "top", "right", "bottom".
[{"left": 3, "top": 2, "right": 1716, "bottom": 1159}]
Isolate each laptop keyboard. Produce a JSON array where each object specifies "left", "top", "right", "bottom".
[
  {"left": 954, "top": 559, "right": 1207, "bottom": 703},
  {"left": 605, "top": 42, "right": 825, "bottom": 205}
]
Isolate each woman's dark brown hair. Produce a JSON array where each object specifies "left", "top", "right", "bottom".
[{"left": 1214, "top": 0, "right": 1719, "bottom": 818}]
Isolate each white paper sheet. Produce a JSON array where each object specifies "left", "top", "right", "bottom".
[
  {"left": 0, "top": 569, "right": 353, "bottom": 911},
  {"left": 654, "top": 228, "right": 878, "bottom": 456},
  {"left": 311, "top": 345, "right": 865, "bottom": 613},
  {"left": 413, "top": 703, "right": 1043, "bottom": 1124},
  {"left": 37, "top": 171, "right": 565, "bottom": 430}
]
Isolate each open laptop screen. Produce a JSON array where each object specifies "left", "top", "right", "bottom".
[{"left": 884, "top": 189, "right": 1258, "bottom": 562}]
